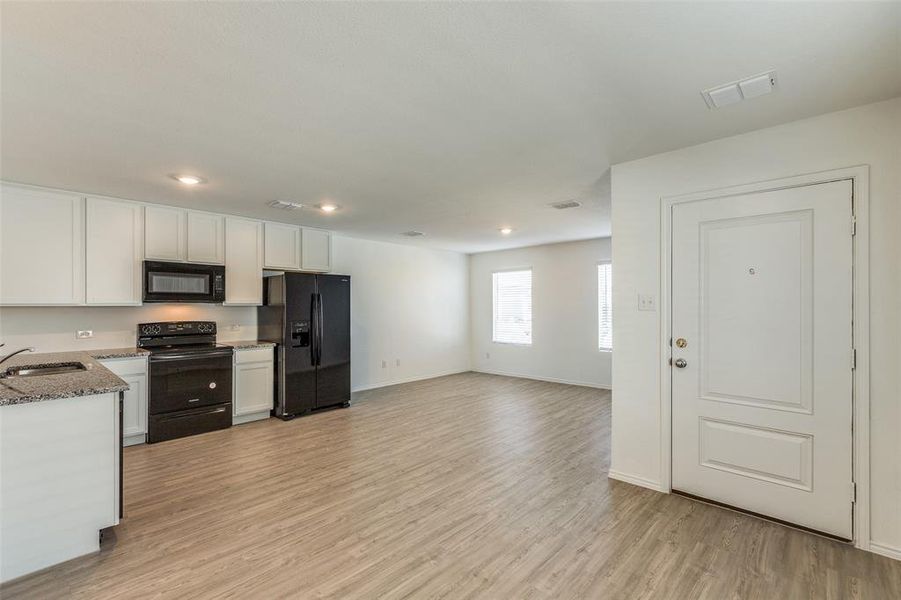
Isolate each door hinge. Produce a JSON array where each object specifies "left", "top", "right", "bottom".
[
  {"left": 851, "top": 348, "right": 857, "bottom": 370},
  {"left": 851, "top": 215, "right": 857, "bottom": 236},
  {"left": 850, "top": 482, "right": 857, "bottom": 503}
]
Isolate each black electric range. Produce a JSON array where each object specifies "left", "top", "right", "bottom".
[{"left": 138, "top": 321, "right": 233, "bottom": 443}]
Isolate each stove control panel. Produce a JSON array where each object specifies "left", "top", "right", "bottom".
[{"left": 138, "top": 321, "right": 217, "bottom": 339}]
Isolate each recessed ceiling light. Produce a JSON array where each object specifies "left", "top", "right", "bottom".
[
  {"left": 499, "top": 227, "right": 513, "bottom": 235},
  {"left": 170, "top": 174, "right": 206, "bottom": 185},
  {"left": 317, "top": 203, "right": 339, "bottom": 213}
]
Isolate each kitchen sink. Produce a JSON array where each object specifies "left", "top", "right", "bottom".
[{"left": 1, "top": 362, "right": 87, "bottom": 379}]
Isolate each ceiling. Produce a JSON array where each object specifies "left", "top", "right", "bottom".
[{"left": 2, "top": 2, "right": 899, "bottom": 253}]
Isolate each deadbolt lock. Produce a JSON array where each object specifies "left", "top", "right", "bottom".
[{"left": 675, "top": 338, "right": 687, "bottom": 348}]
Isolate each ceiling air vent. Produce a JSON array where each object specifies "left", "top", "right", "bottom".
[
  {"left": 401, "top": 231, "right": 424, "bottom": 237},
  {"left": 269, "top": 200, "right": 304, "bottom": 210},
  {"left": 550, "top": 200, "right": 582, "bottom": 210},
  {"left": 701, "top": 70, "right": 777, "bottom": 109}
]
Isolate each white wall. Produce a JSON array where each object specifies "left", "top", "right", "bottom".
[
  {"left": 0, "top": 304, "right": 258, "bottom": 351},
  {"left": 469, "top": 238, "right": 612, "bottom": 388},
  {"left": 610, "top": 98, "right": 901, "bottom": 554},
  {"left": 0, "top": 235, "right": 471, "bottom": 393},
  {"left": 331, "top": 235, "right": 470, "bottom": 391}
]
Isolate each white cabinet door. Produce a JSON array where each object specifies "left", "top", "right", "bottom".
[
  {"left": 224, "top": 217, "right": 263, "bottom": 305},
  {"left": 301, "top": 227, "right": 331, "bottom": 272},
  {"left": 233, "top": 348, "right": 275, "bottom": 417},
  {"left": 120, "top": 373, "right": 147, "bottom": 443},
  {"left": 100, "top": 357, "right": 147, "bottom": 446},
  {"left": 86, "top": 198, "right": 143, "bottom": 305},
  {"left": 144, "top": 205, "right": 186, "bottom": 261},
  {"left": 0, "top": 185, "right": 85, "bottom": 305},
  {"left": 264, "top": 222, "right": 302, "bottom": 270},
  {"left": 187, "top": 211, "right": 225, "bottom": 264}
]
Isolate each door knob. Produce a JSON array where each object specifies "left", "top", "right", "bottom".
[{"left": 673, "top": 358, "right": 687, "bottom": 368}]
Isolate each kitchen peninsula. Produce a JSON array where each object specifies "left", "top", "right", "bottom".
[{"left": 0, "top": 351, "right": 127, "bottom": 583}]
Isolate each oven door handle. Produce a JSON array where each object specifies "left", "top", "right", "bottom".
[{"left": 149, "top": 349, "right": 234, "bottom": 361}]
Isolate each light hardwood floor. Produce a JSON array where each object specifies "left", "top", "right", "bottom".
[{"left": 3, "top": 373, "right": 900, "bottom": 599}]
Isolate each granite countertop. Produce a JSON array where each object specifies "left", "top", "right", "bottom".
[
  {"left": 0, "top": 351, "right": 130, "bottom": 406},
  {"left": 88, "top": 347, "right": 150, "bottom": 360},
  {"left": 225, "top": 340, "right": 277, "bottom": 350}
]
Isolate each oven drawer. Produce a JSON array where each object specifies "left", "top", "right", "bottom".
[{"left": 148, "top": 403, "right": 232, "bottom": 443}]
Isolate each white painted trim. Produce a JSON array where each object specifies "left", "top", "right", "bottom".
[
  {"left": 658, "top": 166, "right": 872, "bottom": 551},
  {"left": 351, "top": 369, "right": 471, "bottom": 393},
  {"left": 473, "top": 368, "right": 611, "bottom": 390},
  {"left": 123, "top": 433, "right": 145, "bottom": 447},
  {"left": 608, "top": 469, "right": 666, "bottom": 492},
  {"left": 232, "top": 411, "right": 271, "bottom": 425},
  {"left": 869, "top": 543, "right": 901, "bottom": 562}
]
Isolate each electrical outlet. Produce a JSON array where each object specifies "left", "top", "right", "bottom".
[
  {"left": 396, "top": 359, "right": 400, "bottom": 367},
  {"left": 230, "top": 324, "right": 241, "bottom": 331},
  {"left": 638, "top": 294, "right": 657, "bottom": 311},
  {"left": 381, "top": 360, "right": 387, "bottom": 369},
  {"left": 76, "top": 330, "right": 93, "bottom": 339},
  {"left": 485, "top": 352, "right": 490, "bottom": 359}
]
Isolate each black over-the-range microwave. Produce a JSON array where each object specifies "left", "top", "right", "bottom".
[{"left": 143, "top": 261, "right": 226, "bottom": 303}]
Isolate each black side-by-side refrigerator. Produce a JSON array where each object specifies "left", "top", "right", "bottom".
[{"left": 258, "top": 273, "right": 351, "bottom": 418}]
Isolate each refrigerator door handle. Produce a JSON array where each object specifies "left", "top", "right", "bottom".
[
  {"left": 310, "top": 293, "right": 319, "bottom": 366},
  {"left": 316, "top": 292, "right": 324, "bottom": 366}
]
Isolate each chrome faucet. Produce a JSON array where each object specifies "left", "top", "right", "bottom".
[{"left": 0, "top": 344, "right": 36, "bottom": 368}]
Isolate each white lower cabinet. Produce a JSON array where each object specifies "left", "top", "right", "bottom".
[
  {"left": 100, "top": 357, "right": 148, "bottom": 446},
  {"left": 233, "top": 346, "right": 274, "bottom": 424}
]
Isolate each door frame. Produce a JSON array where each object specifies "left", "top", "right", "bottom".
[{"left": 658, "top": 165, "right": 870, "bottom": 550}]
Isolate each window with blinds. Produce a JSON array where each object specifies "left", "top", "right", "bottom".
[
  {"left": 492, "top": 269, "right": 532, "bottom": 345},
  {"left": 598, "top": 262, "right": 612, "bottom": 351}
]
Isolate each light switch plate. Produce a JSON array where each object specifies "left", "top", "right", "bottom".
[{"left": 638, "top": 294, "right": 656, "bottom": 311}]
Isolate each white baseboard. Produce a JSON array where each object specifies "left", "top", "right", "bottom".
[
  {"left": 351, "top": 369, "right": 470, "bottom": 393},
  {"left": 607, "top": 469, "right": 666, "bottom": 493},
  {"left": 472, "top": 367, "right": 611, "bottom": 390},
  {"left": 233, "top": 411, "right": 271, "bottom": 425},
  {"left": 123, "top": 433, "right": 145, "bottom": 447},
  {"left": 869, "top": 542, "right": 901, "bottom": 561}
]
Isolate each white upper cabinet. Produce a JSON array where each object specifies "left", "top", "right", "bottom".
[
  {"left": 225, "top": 217, "right": 263, "bottom": 305},
  {"left": 301, "top": 228, "right": 332, "bottom": 272},
  {"left": 145, "top": 207, "right": 224, "bottom": 265},
  {"left": 263, "top": 222, "right": 302, "bottom": 270},
  {"left": 144, "top": 205, "right": 186, "bottom": 261},
  {"left": 86, "top": 197, "right": 143, "bottom": 305},
  {"left": 0, "top": 185, "right": 85, "bottom": 305},
  {"left": 186, "top": 211, "right": 225, "bottom": 264}
]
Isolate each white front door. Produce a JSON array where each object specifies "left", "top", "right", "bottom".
[{"left": 671, "top": 179, "right": 854, "bottom": 539}]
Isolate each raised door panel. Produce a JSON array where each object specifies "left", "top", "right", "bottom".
[
  {"left": 144, "top": 205, "right": 186, "bottom": 261},
  {"left": 0, "top": 185, "right": 85, "bottom": 305},
  {"left": 234, "top": 359, "right": 273, "bottom": 415},
  {"left": 224, "top": 217, "right": 263, "bottom": 305},
  {"left": 301, "top": 228, "right": 331, "bottom": 272},
  {"left": 264, "top": 222, "right": 301, "bottom": 270},
  {"left": 86, "top": 198, "right": 143, "bottom": 305},
  {"left": 187, "top": 212, "right": 225, "bottom": 264}
]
